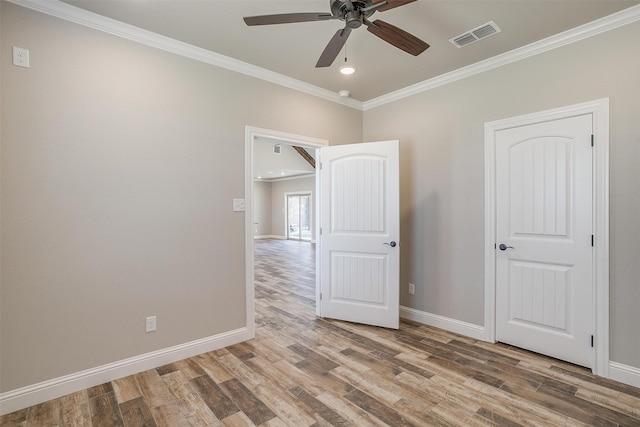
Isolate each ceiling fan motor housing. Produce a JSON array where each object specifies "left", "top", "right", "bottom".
[
  {"left": 345, "top": 11, "right": 364, "bottom": 28},
  {"left": 331, "top": 0, "right": 377, "bottom": 26}
]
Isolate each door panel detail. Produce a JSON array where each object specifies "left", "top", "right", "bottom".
[
  {"left": 509, "top": 138, "right": 571, "bottom": 238},
  {"left": 508, "top": 261, "right": 570, "bottom": 331},
  {"left": 331, "top": 253, "right": 386, "bottom": 305},
  {"left": 331, "top": 156, "right": 385, "bottom": 234}
]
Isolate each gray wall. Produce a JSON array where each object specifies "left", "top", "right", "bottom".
[
  {"left": 363, "top": 22, "right": 640, "bottom": 368},
  {"left": 253, "top": 181, "right": 273, "bottom": 237},
  {"left": 1, "top": 0, "right": 638, "bottom": 396},
  {"left": 0, "top": 2, "right": 363, "bottom": 392}
]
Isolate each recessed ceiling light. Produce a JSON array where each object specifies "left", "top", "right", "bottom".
[{"left": 339, "top": 90, "right": 351, "bottom": 97}]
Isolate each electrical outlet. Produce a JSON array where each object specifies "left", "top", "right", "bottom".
[
  {"left": 145, "top": 316, "right": 157, "bottom": 333},
  {"left": 408, "top": 283, "right": 415, "bottom": 295},
  {"left": 13, "top": 47, "right": 30, "bottom": 68}
]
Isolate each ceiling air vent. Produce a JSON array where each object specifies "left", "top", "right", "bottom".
[{"left": 449, "top": 21, "right": 501, "bottom": 48}]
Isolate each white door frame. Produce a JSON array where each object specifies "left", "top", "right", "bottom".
[
  {"left": 484, "top": 98, "right": 609, "bottom": 376},
  {"left": 244, "top": 126, "right": 328, "bottom": 338}
]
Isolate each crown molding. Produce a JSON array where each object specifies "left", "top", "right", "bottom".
[
  {"left": 7, "top": 1, "right": 639, "bottom": 112},
  {"left": 363, "top": 4, "right": 640, "bottom": 110},
  {"left": 6, "top": 0, "right": 365, "bottom": 111}
]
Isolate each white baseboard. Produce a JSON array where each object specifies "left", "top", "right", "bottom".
[
  {"left": 609, "top": 361, "right": 640, "bottom": 389},
  {"left": 400, "top": 306, "right": 489, "bottom": 342},
  {"left": 400, "top": 306, "right": 640, "bottom": 390},
  {"left": 254, "top": 235, "right": 286, "bottom": 240},
  {"left": 254, "top": 236, "right": 315, "bottom": 242},
  {"left": 0, "top": 327, "right": 251, "bottom": 416}
]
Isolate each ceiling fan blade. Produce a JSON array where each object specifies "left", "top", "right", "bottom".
[
  {"left": 371, "top": 0, "right": 416, "bottom": 12},
  {"left": 316, "top": 28, "right": 352, "bottom": 67},
  {"left": 366, "top": 19, "right": 429, "bottom": 56},
  {"left": 244, "top": 13, "right": 334, "bottom": 26}
]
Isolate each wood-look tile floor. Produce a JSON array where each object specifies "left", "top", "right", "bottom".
[{"left": 3, "top": 239, "right": 640, "bottom": 426}]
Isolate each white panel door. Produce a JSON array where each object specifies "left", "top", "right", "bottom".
[
  {"left": 496, "top": 114, "right": 593, "bottom": 367},
  {"left": 319, "top": 140, "right": 399, "bottom": 329}
]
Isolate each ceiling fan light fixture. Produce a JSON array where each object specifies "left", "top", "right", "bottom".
[
  {"left": 339, "top": 64, "right": 356, "bottom": 75},
  {"left": 340, "top": 42, "right": 355, "bottom": 75}
]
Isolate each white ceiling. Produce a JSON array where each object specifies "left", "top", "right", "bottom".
[
  {"left": 254, "top": 140, "right": 316, "bottom": 181},
  {"left": 59, "top": 0, "right": 639, "bottom": 102}
]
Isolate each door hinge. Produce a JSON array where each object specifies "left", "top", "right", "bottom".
[
  {"left": 591, "top": 235, "right": 594, "bottom": 247},
  {"left": 591, "top": 335, "right": 594, "bottom": 347},
  {"left": 591, "top": 134, "right": 594, "bottom": 147},
  {"left": 320, "top": 293, "right": 323, "bottom": 300},
  {"left": 320, "top": 227, "right": 322, "bottom": 235}
]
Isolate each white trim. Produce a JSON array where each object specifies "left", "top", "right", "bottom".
[
  {"left": 256, "top": 173, "right": 316, "bottom": 183},
  {"left": 6, "top": 0, "right": 362, "bottom": 111},
  {"left": 592, "top": 100, "right": 611, "bottom": 378},
  {"left": 7, "top": 0, "right": 639, "bottom": 110},
  {"left": 484, "top": 120, "right": 498, "bottom": 345},
  {"left": 400, "top": 306, "right": 487, "bottom": 342},
  {"left": 484, "top": 98, "right": 610, "bottom": 376},
  {"left": 609, "top": 362, "right": 640, "bottom": 389},
  {"left": 245, "top": 127, "right": 328, "bottom": 329},
  {"left": 315, "top": 161, "right": 322, "bottom": 317},
  {"left": 363, "top": 5, "right": 640, "bottom": 110},
  {"left": 0, "top": 327, "right": 250, "bottom": 416},
  {"left": 254, "top": 235, "right": 286, "bottom": 240},
  {"left": 245, "top": 128, "right": 256, "bottom": 341}
]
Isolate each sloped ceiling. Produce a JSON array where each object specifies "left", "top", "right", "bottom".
[{"left": 254, "top": 141, "right": 316, "bottom": 182}]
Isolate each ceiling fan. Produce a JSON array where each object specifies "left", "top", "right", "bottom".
[{"left": 243, "top": 0, "right": 429, "bottom": 68}]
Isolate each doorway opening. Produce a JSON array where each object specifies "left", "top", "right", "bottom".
[
  {"left": 286, "top": 193, "right": 312, "bottom": 241},
  {"left": 244, "top": 127, "right": 328, "bottom": 338}
]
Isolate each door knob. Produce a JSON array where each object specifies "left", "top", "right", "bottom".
[
  {"left": 384, "top": 241, "right": 397, "bottom": 248},
  {"left": 499, "top": 243, "right": 514, "bottom": 251}
]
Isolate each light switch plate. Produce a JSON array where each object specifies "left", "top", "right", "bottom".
[
  {"left": 233, "top": 199, "right": 245, "bottom": 212},
  {"left": 145, "top": 316, "right": 156, "bottom": 333}
]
